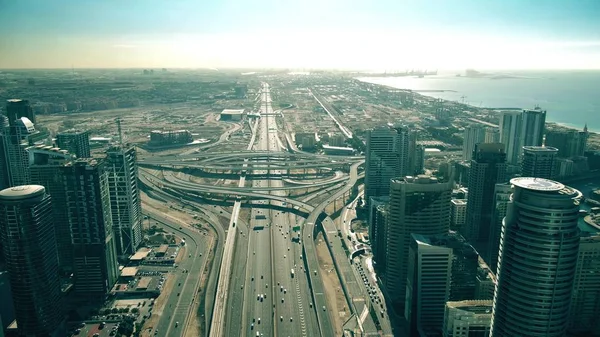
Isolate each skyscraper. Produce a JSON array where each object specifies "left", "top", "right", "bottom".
[
  {"left": 385, "top": 175, "right": 452, "bottom": 314},
  {"left": 569, "top": 233, "right": 600, "bottom": 336},
  {"left": 365, "top": 125, "right": 410, "bottom": 203},
  {"left": 406, "top": 231, "right": 480, "bottom": 336},
  {"left": 406, "top": 234, "right": 453, "bottom": 336},
  {"left": 56, "top": 129, "right": 91, "bottom": 158},
  {"left": 106, "top": 146, "right": 142, "bottom": 256},
  {"left": 0, "top": 185, "right": 63, "bottom": 336},
  {"left": 464, "top": 143, "right": 506, "bottom": 253},
  {"left": 29, "top": 145, "right": 74, "bottom": 271},
  {"left": 62, "top": 158, "right": 119, "bottom": 297},
  {"left": 490, "top": 177, "right": 581, "bottom": 337},
  {"left": 498, "top": 111, "right": 522, "bottom": 166},
  {"left": 0, "top": 101, "right": 37, "bottom": 189},
  {"left": 487, "top": 183, "right": 512, "bottom": 273},
  {"left": 520, "top": 108, "right": 546, "bottom": 148},
  {"left": 369, "top": 197, "right": 389, "bottom": 274},
  {"left": 521, "top": 146, "right": 558, "bottom": 178},
  {"left": 484, "top": 127, "right": 500, "bottom": 143},
  {"left": 5, "top": 99, "right": 35, "bottom": 125},
  {"left": 544, "top": 127, "right": 588, "bottom": 158},
  {"left": 462, "top": 125, "right": 486, "bottom": 161}
]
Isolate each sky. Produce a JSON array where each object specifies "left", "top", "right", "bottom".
[{"left": 1, "top": 0, "right": 600, "bottom": 70}]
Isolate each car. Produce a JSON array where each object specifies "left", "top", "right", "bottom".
[
  {"left": 282, "top": 298, "right": 284, "bottom": 303},
  {"left": 258, "top": 318, "right": 261, "bottom": 324},
  {"left": 280, "top": 316, "right": 283, "bottom": 321},
  {"left": 175, "top": 322, "right": 179, "bottom": 327},
  {"left": 266, "top": 283, "right": 268, "bottom": 288},
  {"left": 283, "top": 289, "right": 287, "bottom": 294},
  {"left": 93, "top": 334, "right": 100, "bottom": 337},
  {"left": 280, "top": 286, "right": 283, "bottom": 291},
  {"left": 323, "top": 306, "right": 326, "bottom": 311},
  {"left": 251, "top": 323, "right": 254, "bottom": 330},
  {"left": 309, "top": 302, "right": 313, "bottom": 308},
  {"left": 261, "top": 275, "right": 263, "bottom": 279},
  {"left": 290, "top": 317, "right": 293, "bottom": 322},
  {"left": 99, "top": 322, "right": 106, "bottom": 329}
]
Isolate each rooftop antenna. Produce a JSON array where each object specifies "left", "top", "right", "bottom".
[{"left": 116, "top": 117, "right": 123, "bottom": 145}]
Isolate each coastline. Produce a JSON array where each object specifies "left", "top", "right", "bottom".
[{"left": 357, "top": 77, "right": 600, "bottom": 150}]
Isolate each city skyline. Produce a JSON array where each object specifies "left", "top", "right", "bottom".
[{"left": 1, "top": 0, "right": 600, "bottom": 69}]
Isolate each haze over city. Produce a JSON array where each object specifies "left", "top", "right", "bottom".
[
  {"left": 2, "top": 1, "right": 600, "bottom": 337},
  {"left": 2, "top": 0, "right": 600, "bottom": 69}
]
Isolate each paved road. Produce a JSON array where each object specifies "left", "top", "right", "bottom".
[{"left": 142, "top": 208, "right": 211, "bottom": 337}]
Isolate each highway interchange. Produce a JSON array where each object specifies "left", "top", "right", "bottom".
[{"left": 139, "top": 83, "right": 393, "bottom": 336}]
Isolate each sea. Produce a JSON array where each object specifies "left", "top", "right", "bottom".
[{"left": 358, "top": 70, "right": 600, "bottom": 133}]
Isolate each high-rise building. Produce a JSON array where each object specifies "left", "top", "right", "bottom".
[
  {"left": 5, "top": 99, "right": 35, "bottom": 125},
  {"left": 474, "top": 262, "right": 496, "bottom": 300},
  {"left": 406, "top": 234, "right": 453, "bottom": 336},
  {"left": 490, "top": 177, "right": 581, "bottom": 337},
  {"left": 62, "top": 158, "right": 119, "bottom": 297},
  {"left": 406, "top": 232, "right": 479, "bottom": 336},
  {"left": 365, "top": 125, "right": 410, "bottom": 203},
  {"left": 384, "top": 175, "right": 452, "bottom": 314},
  {"left": 464, "top": 143, "right": 506, "bottom": 254},
  {"left": 442, "top": 300, "right": 493, "bottom": 337},
  {"left": 56, "top": 129, "right": 91, "bottom": 158},
  {"left": 499, "top": 111, "right": 522, "bottom": 166},
  {"left": 544, "top": 127, "right": 588, "bottom": 158},
  {"left": 450, "top": 199, "right": 467, "bottom": 232},
  {"left": 29, "top": 145, "right": 74, "bottom": 270},
  {"left": 0, "top": 103, "right": 37, "bottom": 189},
  {"left": 106, "top": 146, "right": 142, "bottom": 256},
  {"left": 521, "top": 146, "right": 558, "bottom": 179},
  {"left": 484, "top": 127, "right": 500, "bottom": 144},
  {"left": 0, "top": 185, "right": 63, "bottom": 336},
  {"left": 520, "top": 108, "right": 546, "bottom": 148},
  {"left": 569, "top": 233, "right": 600, "bottom": 336},
  {"left": 368, "top": 197, "right": 389, "bottom": 273},
  {"left": 407, "top": 130, "right": 421, "bottom": 175},
  {"left": 486, "top": 183, "right": 511, "bottom": 273},
  {"left": 462, "top": 125, "right": 486, "bottom": 161}
]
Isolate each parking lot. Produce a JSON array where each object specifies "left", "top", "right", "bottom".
[{"left": 70, "top": 322, "right": 119, "bottom": 337}]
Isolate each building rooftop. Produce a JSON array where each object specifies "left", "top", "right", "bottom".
[
  {"left": 451, "top": 199, "right": 467, "bottom": 206},
  {"left": 137, "top": 277, "right": 152, "bottom": 290},
  {"left": 221, "top": 109, "right": 245, "bottom": 115},
  {"left": 522, "top": 146, "right": 559, "bottom": 152},
  {"left": 120, "top": 267, "right": 138, "bottom": 278},
  {"left": 447, "top": 300, "right": 493, "bottom": 314},
  {"left": 0, "top": 185, "right": 45, "bottom": 200},
  {"left": 130, "top": 249, "right": 151, "bottom": 261},
  {"left": 511, "top": 177, "right": 564, "bottom": 192}
]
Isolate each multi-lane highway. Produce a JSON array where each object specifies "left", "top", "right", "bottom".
[
  {"left": 138, "top": 83, "right": 394, "bottom": 336},
  {"left": 142, "top": 207, "right": 211, "bottom": 337}
]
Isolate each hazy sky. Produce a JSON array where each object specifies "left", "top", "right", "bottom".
[{"left": 1, "top": 0, "right": 600, "bottom": 69}]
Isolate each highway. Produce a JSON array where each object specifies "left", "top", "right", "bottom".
[
  {"left": 209, "top": 118, "right": 259, "bottom": 337},
  {"left": 142, "top": 207, "right": 211, "bottom": 337},
  {"left": 137, "top": 84, "right": 393, "bottom": 336}
]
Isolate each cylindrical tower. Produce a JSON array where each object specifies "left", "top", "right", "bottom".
[
  {"left": 490, "top": 177, "right": 581, "bottom": 337},
  {"left": 0, "top": 185, "right": 63, "bottom": 336}
]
